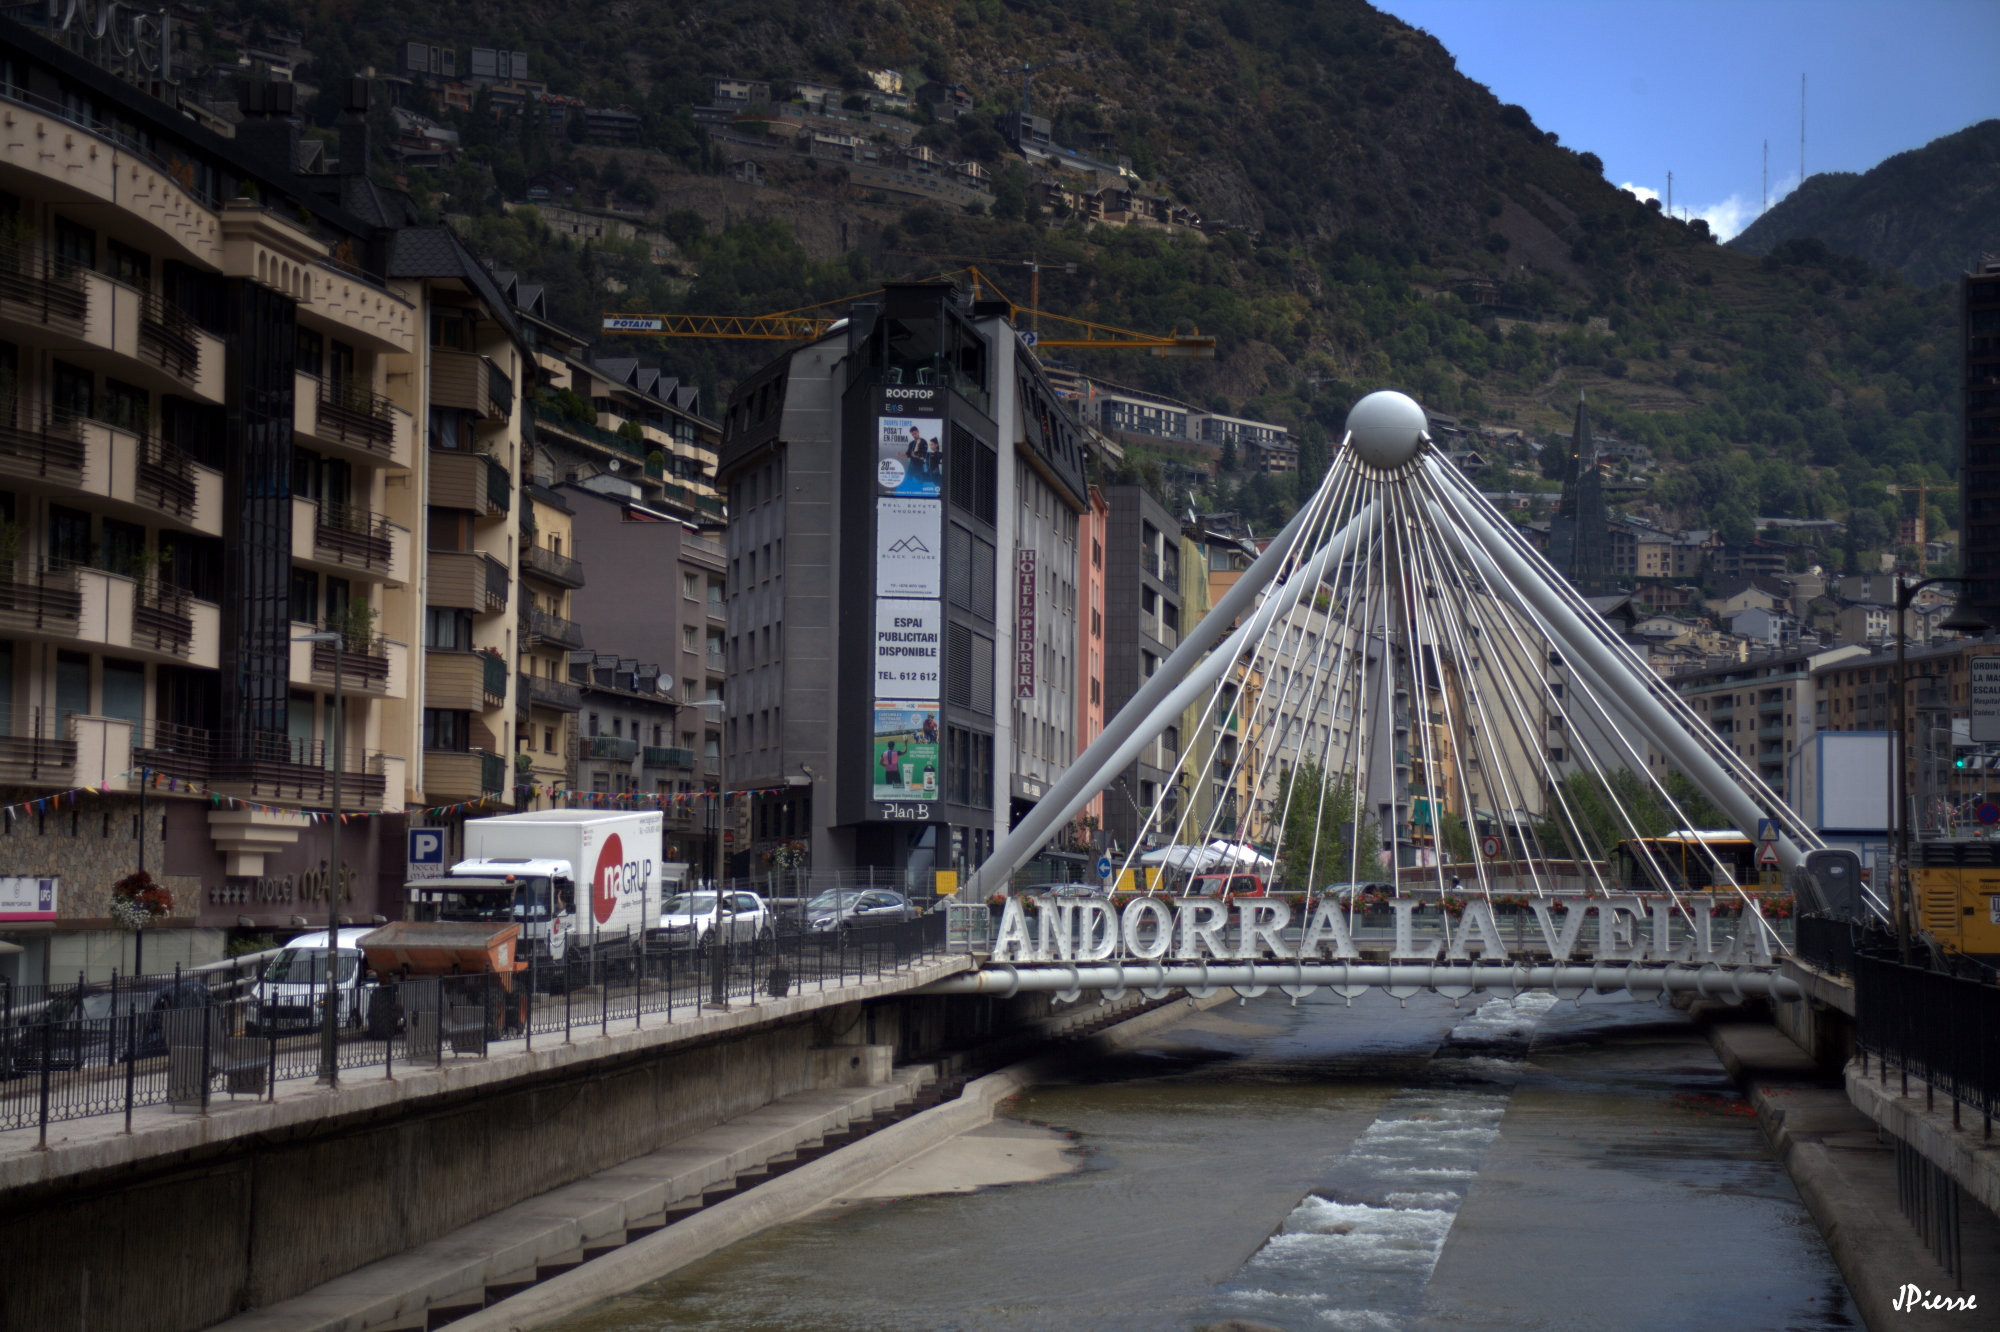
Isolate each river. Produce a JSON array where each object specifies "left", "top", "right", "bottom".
[{"left": 549, "top": 992, "right": 1855, "bottom": 1332}]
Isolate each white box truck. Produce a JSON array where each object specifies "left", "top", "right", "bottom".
[{"left": 403, "top": 810, "right": 670, "bottom": 963}]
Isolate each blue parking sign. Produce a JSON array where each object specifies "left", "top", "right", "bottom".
[{"left": 408, "top": 827, "right": 446, "bottom": 878}]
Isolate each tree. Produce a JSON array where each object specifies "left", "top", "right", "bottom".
[
  {"left": 1535, "top": 767, "right": 1728, "bottom": 860},
  {"left": 1276, "top": 763, "right": 1380, "bottom": 889},
  {"left": 990, "top": 163, "right": 1027, "bottom": 222},
  {"left": 1219, "top": 437, "right": 1238, "bottom": 473}
]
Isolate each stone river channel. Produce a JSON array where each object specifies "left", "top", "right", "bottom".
[{"left": 550, "top": 992, "right": 1856, "bottom": 1332}]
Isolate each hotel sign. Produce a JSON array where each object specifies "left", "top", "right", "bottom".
[{"left": 1016, "top": 549, "right": 1037, "bottom": 698}]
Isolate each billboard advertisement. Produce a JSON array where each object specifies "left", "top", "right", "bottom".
[
  {"left": 877, "top": 415, "right": 944, "bottom": 497},
  {"left": 874, "top": 598, "right": 942, "bottom": 701},
  {"left": 876, "top": 498, "right": 941, "bottom": 597},
  {"left": 872, "top": 703, "right": 940, "bottom": 802},
  {"left": 0, "top": 877, "right": 57, "bottom": 921}
]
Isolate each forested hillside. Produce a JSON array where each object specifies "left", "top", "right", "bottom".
[
  {"left": 211, "top": 0, "right": 1964, "bottom": 568},
  {"left": 1729, "top": 120, "right": 2000, "bottom": 291}
]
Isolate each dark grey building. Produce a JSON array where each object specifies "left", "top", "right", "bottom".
[
  {"left": 718, "top": 283, "right": 1088, "bottom": 886},
  {"left": 1097, "top": 484, "right": 1184, "bottom": 849}
]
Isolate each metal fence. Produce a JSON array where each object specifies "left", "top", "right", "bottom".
[
  {"left": 1853, "top": 951, "right": 1998, "bottom": 1138},
  {"left": 1792, "top": 913, "right": 1891, "bottom": 978},
  {"left": 0, "top": 913, "right": 949, "bottom": 1141}
]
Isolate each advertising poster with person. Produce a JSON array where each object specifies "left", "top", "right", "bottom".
[
  {"left": 871, "top": 703, "right": 940, "bottom": 802},
  {"left": 877, "top": 416, "right": 944, "bottom": 497}
]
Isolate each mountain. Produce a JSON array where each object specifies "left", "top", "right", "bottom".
[
  {"left": 1729, "top": 120, "right": 2000, "bottom": 289},
  {"left": 198, "top": 1, "right": 1961, "bottom": 568}
]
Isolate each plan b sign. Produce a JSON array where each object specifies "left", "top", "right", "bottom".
[
  {"left": 874, "top": 599, "right": 941, "bottom": 702},
  {"left": 1971, "top": 656, "right": 2000, "bottom": 743}
]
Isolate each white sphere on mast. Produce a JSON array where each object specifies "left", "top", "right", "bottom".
[{"left": 1344, "top": 390, "right": 1430, "bottom": 469}]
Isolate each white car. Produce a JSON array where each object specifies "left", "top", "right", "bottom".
[{"left": 657, "top": 890, "right": 772, "bottom": 948}]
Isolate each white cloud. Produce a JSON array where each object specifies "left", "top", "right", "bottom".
[
  {"left": 1619, "top": 182, "right": 1659, "bottom": 203},
  {"left": 1695, "top": 194, "right": 1757, "bottom": 241}
]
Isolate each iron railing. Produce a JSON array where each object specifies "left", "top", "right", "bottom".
[
  {"left": 583, "top": 735, "right": 638, "bottom": 761},
  {"left": 0, "top": 411, "right": 85, "bottom": 486},
  {"left": 519, "top": 673, "right": 582, "bottom": 713},
  {"left": 1854, "top": 951, "right": 1997, "bottom": 1137},
  {"left": 0, "top": 563, "right": 83, "bottom": 634},
  {"left": 525, "top": 608, "right": 584, "bottom": 648},
  {"left": 314, "top": 376, "right": 397, "bottom": 456},
  {"left": 138, "top": 288, "right": 200, "bottom": 382},
  {"left": 310, "top": 634, "right": 391, "bottom": 688},
  {"left": 0, "top": 704, "right": 76, "bottom": 782},
  {"left": 0, "top": 916, "right": 949, "bottom": 1136},
  {"left": 480, "top": 650, "right": 508, "bottom": 702},
  {"left": 312, "top": 502, "right": 396, "bottom": 573},
  {"left": 643, "top": 746, "right": 696, "bottom": 769},
  {"left": 481, "top": 749, "right": 506, "bottom": 793},
  {"left": 132, "top": 584, "right": 194, "bottom": 657},
  {"left": 0, "top": 240, "right": 87, "bottom": 335},
  {"left": 522, "top": 543, "right": 585, "bottom": 587}
]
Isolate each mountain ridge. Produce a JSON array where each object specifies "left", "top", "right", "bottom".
[{"left": 1728, "top": 119, "right": 2000, "bottom": 289}]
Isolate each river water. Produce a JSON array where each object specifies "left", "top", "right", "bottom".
[{"left": 552, "top": 992, "right": 1855, "bottom": 1332}]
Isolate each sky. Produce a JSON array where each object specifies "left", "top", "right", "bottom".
[{"left": 1373, "top": 0, "right": 2000, "bottom": 239}]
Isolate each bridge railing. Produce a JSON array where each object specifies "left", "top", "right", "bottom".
[
  {"left": 1791, "top": 913, "right": 1891, "bottom": 977},
  {"left": 1854, "top": 952, "right": 1998, "bottom": 1135},
  {"left": 0, "top": 915, "right": 951, "bottom": 1140}
]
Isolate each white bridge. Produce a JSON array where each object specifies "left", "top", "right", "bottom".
[{"left": 947, "top": 392, "right": 1878, "bottom": 1003}]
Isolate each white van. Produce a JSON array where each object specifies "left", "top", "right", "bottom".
[{"left": 244, "top": 927, "right": 378, "bottom": 1035}]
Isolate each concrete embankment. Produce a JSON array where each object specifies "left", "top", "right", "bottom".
[
  {"left": 1699, "top": 1009, "right": 2000, "bottom": 1331},
  {"left": 450, "top": 992, "right": 1232, "bottom": 1332}
]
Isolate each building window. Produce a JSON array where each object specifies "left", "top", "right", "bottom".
[
  {"left": 423, "top": 709, "right": 469, "bottom": 751},
  {"left": 544, "top": 727, "right": 556, "bottom": 753}
]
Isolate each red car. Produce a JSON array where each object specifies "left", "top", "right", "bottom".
[{"left": 1185, "top": 872, "right": 1270, "bottom": 896}]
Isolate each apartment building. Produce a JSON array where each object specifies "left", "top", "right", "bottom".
[
  {"left": 0, "top": 26, "right": 548, "bottom": 983},
  {"left": 1661, "top": 643, "right": 1865, "bottom": 803},
  {"left": 556, "top": 478, "right": 727, "bottom": 866},
  {"left": 716, "top": 283, "right": 1088, "bottom": 887},
  {"left": 514, "top": 483, "right": 582, "bottom": 806},
  {"left": 1096, "top": 484, "right": 1183, "bottom": 850}
]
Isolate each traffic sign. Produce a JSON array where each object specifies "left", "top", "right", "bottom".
[
  {"left": 407, "top": 827, "right": 446, "bottom": 879},
  {"left": 1757, "top": 842, "right": 1781, "bottom": 867},
  {"left": 1480, "top": 835, "right": 1504, "bottom": 858},
  {"left": 1756, "top": 818, "right": 1781, "bottom": 843},
  {"left": 1977, "top": 803, "right": 2000, "bottom": 826},
  {"left": 1096, "top": 854, "right": 1113, "bottom": 883}
]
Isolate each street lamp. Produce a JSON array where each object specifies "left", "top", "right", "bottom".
[
  {"left": 292, "top": 629, "right": 345, "bottom": 1083},
  {"left": 1892, "top": 579, "right": 1989, "bottom": 965},
  {"left": 690, "top": 697, "right": 727, "bottom": 1008}
]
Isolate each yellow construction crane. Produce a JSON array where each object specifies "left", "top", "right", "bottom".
[
  {"left": 1885, "top": 480, "right": 1951, "bottom": 575},
  {"left": 601, "top": 266, "right": 1215, "bottom": 357}
]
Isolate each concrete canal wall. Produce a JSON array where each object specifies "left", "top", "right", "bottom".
[{"left": 0, "top": 960, "right": 1010, "bottom": 1332}]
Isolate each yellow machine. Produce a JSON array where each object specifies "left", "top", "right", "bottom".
[{"left": 1912, "top": 840, "right": 2000, "bottom": 957}]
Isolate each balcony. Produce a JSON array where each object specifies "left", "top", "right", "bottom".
[
  {"left": 431, "top": 349, "right": 514, "bottom": 423},
  {"left": 77, "top": 271, "right": 223, "bottom": 404},
  {"left": 519, "top": 672, "right": 582, "bottom": 713},
  {"left": 0, "top": 705, "right": 75, "bottom": 785},
  {"left": 309, "top": 633, "right": 395, "bottom": 695},
  {"left": 306, "top": 255, "right": 418, "bottom": 355},
  {"left": 206, "top": 736, "right": 390, "bottom": 810},
  {"left": 425, "top": 649, "right": 508, "bottom": 711},
  {"left": 428, "top": 448, "right": 511, "bottom": 517},
  {"left": 525, "top": 607, "right": 585, "bottom": 649},
  {"left": 522, "top": 543, "right": 585, "bottom": 588},
  {"left": 0, "top": 244, "right": 86, "bottom": 341},
  {"left": 424, "top": 748, "right": 506, "bottom": 800},
  {"left": 295, "top": 373, "right": 409, "bottom": 468},
  {"left": 643, "top": 746, "right": 697, "bottom": 769},
  {"left": 2, "top": 564, "right": 219, "bottom": 666},
  {"left": 583, "top": 735, "right": 638, "bottom": 761},
  {"left": 0, "top": 412, "right": 222, "bottom": 537},
  {"left": 292, "top": 498, "right": 409, "bottom": 585},
  {"left": 427, "top": 550, "right": 510, "bottom": 614}
]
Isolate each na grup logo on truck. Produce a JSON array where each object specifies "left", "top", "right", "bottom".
[{"left": 591, "top": 833, "right": 649, "bottom": 925}]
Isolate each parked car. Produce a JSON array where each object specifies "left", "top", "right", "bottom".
[
  {"left": 3, "top": 976, "right": 215, "bottom": 1073},
  {"left": 1324, "top": 881, "right": 1397, "bottom": 902},
  {"left": 657, "top": 890, "right": 772, "bottom": 948},
  {"left": 806, "top": 889, "right": 917, "bottom": 932}
]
